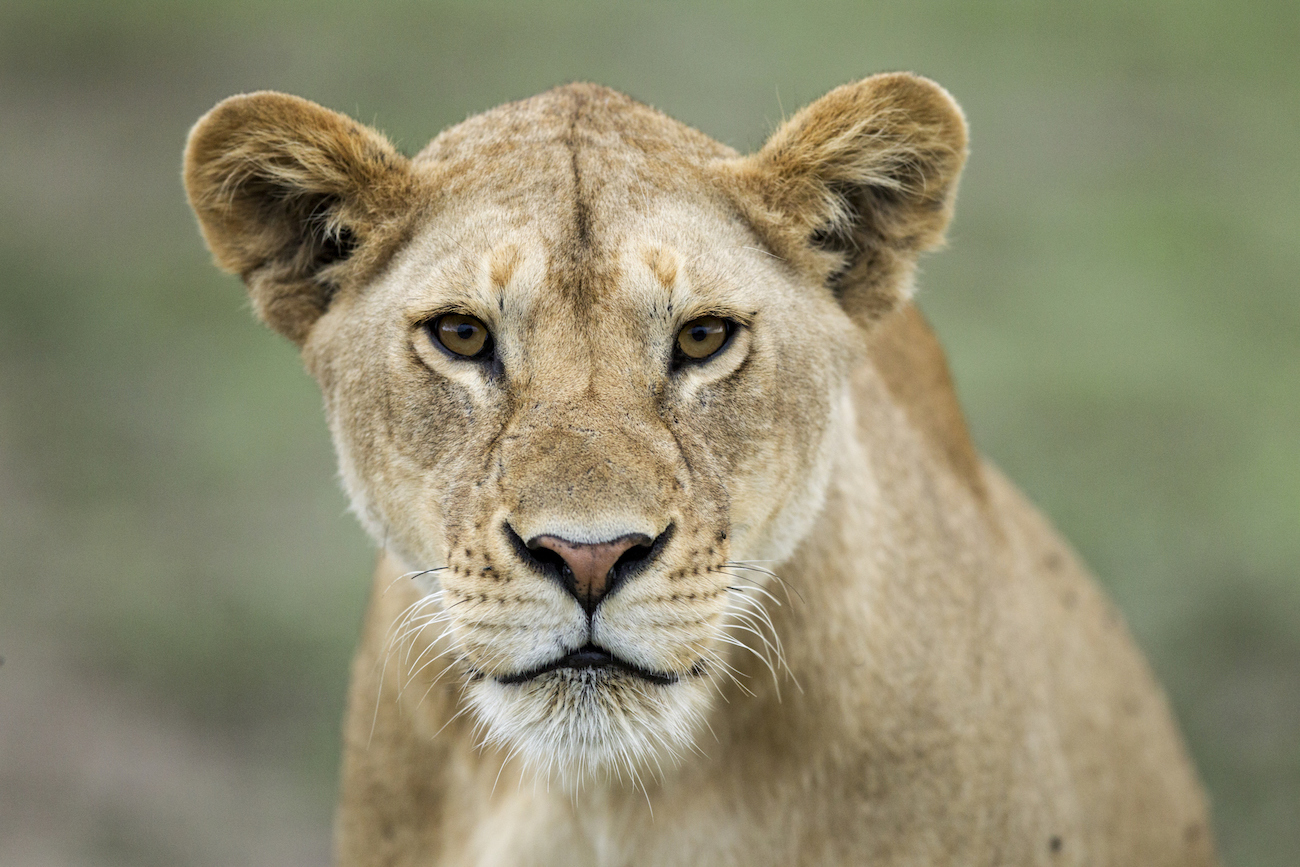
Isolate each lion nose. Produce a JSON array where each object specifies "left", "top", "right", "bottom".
[{"left": 524, "top": 532, "right": 657, "bottom": 614}]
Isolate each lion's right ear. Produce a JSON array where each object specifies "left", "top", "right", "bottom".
[{"left": 184, "top": 92, "right": 415, "bottom": 343}]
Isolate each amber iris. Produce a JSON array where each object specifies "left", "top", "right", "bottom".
[
  {"left": 676, "top": 316, "right": 730, "bottom": 360},
  {"left": 433, "top": 313, "right": 490, "bottom": 358}
]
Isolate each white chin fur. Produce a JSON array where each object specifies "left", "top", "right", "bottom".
[{"left": 465, "top": 669, "right": 714, "bottom": 790}]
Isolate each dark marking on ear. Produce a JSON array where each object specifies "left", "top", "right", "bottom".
[
  {"left": 809, "top": 183, "right": 861, "bottom": 297},
  {"left": 235, "top": 183, "right": 358, "bottom": 280},
  {"left": 808, "top": 183, "right": 860, "bottom": 253},
  {"left": 298, "top": 194, "right": 361, "bottom": 274},
  {"left": 318, "top": 225, "right": 359, "bottom": 267}
]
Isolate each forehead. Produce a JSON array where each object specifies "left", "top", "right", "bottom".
[
  {"left": 390, "top": 206, "right": 767, "bottom": 328},
  {"left": 393, "top": 83, "right": 767, "bottom": 312},
  {"left": 413, "top": 82, "right": 737, "bottom": 205}
]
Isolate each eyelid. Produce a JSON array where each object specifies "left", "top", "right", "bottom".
[
  {"left": 408, "top": 304, "right": 495, "bottom": 329},
  {"left": 677, "top": 309, "right": 755, "bottom": 330}
]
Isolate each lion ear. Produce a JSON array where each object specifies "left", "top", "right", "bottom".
[
  {"left": 727, "top": 73, "right": 968, "bottom": 325},
  {"left": 184, "top": 91, "right": 415, "bottom": 343}
]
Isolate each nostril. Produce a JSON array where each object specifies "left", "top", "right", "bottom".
[
  {"left": 605, "top": 524, "right": 673, "bottom": 598},
  {"left": 612, "top": 541, "right": 654, "bottom": 571},
  {"left": 525, "top": 539, "right": 570, "bottom": 574},
  {"left": 504, "top": 525, "right": 568, "bottom": 580}
]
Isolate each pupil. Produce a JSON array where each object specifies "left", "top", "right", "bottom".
[
  {"left": 691, "top": 326, "right": 709, "bottom": 342},
  {"left": 456, "top": 323, "right": 476, "bottom": 341}
]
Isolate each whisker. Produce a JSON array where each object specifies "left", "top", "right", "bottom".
[
  {"left": 720, "top": 617, "right": 782, "bottom": 664},
  {"left": 383, "top": 566, "right": 447, "bottom": 595},
  {"left": 713, "top": 631, "right": 779, "bottom": 691},
  {"left": 739, "top": 244, "right": 786, "bottom": 262},
  {"left": 368, "top": 648, "right": 390, "bottom": 748},
  {"left": 713, "top": 572, "right": 785, "bottom": 608},
  {"left": 728, "top": 595, "right": 783, "bottom": 649},
  {"left": 699, "top": 645, "right": 754, "bottom": 697},
  {"left": 723, "top": 561, "right": 804, "bottom": 604},
  {"left": 724, "top": 594, "right": 801, "bottom": 694},
  {"left": 401, "top": 639, "right": 455, "bottom": 700},
  {"left": 428, "top": 702, "right": 473, "bottom": 741}
]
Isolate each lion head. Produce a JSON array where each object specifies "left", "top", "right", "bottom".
[{"left": 184, "top": 74, "right": 966, "bottom": 785}]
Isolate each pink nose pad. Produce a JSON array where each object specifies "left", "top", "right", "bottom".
[{"left": 528, "top": 533, "right": 652, "bottom": 612}]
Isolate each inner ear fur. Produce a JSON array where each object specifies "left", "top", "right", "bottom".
[
  {"left": 184, "top": 91, "right": 416, "bottom": 343},
  {"left": 724, "top": 73, "right": 968, "bottom": 325}
]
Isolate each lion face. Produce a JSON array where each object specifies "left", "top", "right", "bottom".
[
  {"left": 184, "top": 78, "right": 966, "bottom": 784},
  {"left": 306, "top": 184, "right": 858, "bottom": 781}
]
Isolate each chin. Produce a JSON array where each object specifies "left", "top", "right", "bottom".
[{"left": 465, "top": 667, "right": 715, "bottom": 791}]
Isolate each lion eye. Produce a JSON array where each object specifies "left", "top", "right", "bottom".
[
  {"left": 675, "top": 316, "right": 731, "bottom": 361},
  {"left": 432, "top": 313, "right": 492, "bottom": 358}
]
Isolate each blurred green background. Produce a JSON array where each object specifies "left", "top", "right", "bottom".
[{"left": 0, "top": 1, "right": 1296, "bottom": 864}]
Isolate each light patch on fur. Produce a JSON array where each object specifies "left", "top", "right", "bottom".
[
  {"left": 507, "top": 518, "right": 664, "bottom": 548},
  {"left": 465, "top": 671, "right": 715, "bottom": 790},
  {"left": 740, "top": 378, "right": 859, "bottom": 565}
]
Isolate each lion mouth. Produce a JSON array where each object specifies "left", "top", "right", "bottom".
[{"left": 497, "top": 643, "right": 679, "bottom": 686}]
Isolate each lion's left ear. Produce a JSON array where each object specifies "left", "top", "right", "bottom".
[{"left": 723, "top": 73, "right": 968, "bottom": 325}]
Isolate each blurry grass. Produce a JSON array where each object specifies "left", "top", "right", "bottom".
[{"left": 0, "top": 1, "right": 1296, "bottom": 864}]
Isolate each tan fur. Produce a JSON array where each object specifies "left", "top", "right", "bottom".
[{"left": 184, "top": 74, "right": 1217, "bottom": 866}]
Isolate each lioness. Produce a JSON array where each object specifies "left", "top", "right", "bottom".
[{"left": 184, "top": 74, "right": 1216, "bottom": 866}]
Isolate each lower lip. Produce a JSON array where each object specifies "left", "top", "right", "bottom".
[{"left": 497, "top": 650, "right": 678, "bottom": 686}]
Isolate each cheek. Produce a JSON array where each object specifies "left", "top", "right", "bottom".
[
  {"left": 385, "top": 368, "right": 475, "bottom": 462},
  {"left": 680, "top": 336, "right": 845, "bottom": 555},
  {"left": 687, "top": 342, "right": 836, "bottom": 478},
  {"left": 315, "top": 323, "right": 509, "bottom": 552}
]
